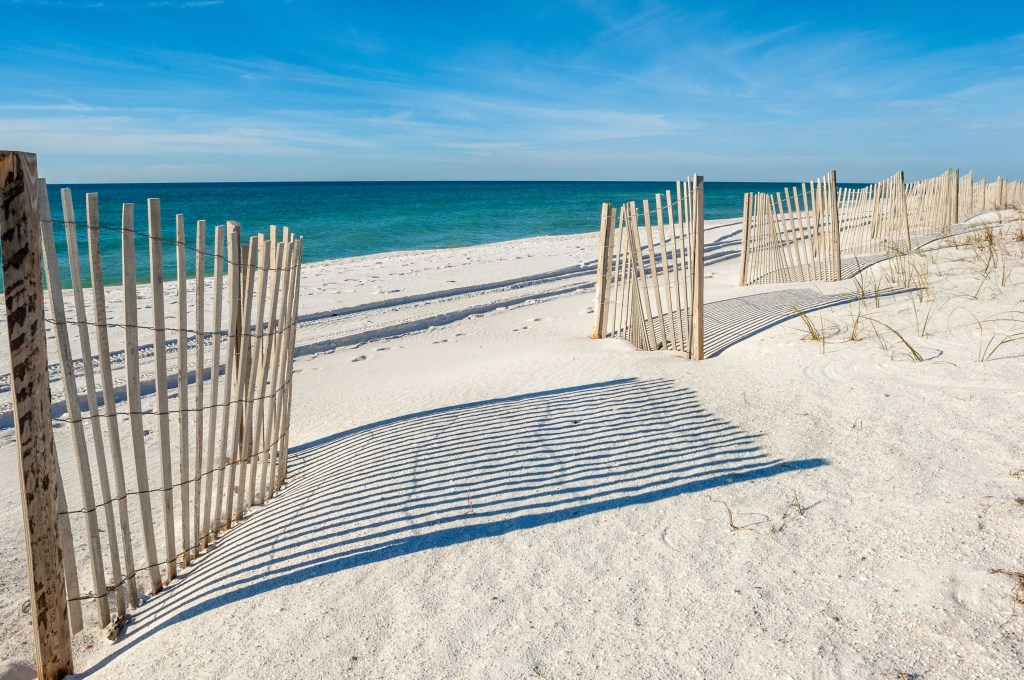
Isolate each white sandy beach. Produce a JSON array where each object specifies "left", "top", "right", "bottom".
[{"left": 2, "top": 211, "right": 1024, "bottom": 679}]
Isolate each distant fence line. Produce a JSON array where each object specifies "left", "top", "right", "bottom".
[
  {"left": 591, "top": 176, "right": 705, "bottom": 358},
  {"left": 738, "top": 168, "right": 1023, "bottom": 286},
  {"left": 592, "top": 168, "right": 1022, "bottom": 356},
  {"left": 0, "top": 150, "right": 303, "bottom": 679}
]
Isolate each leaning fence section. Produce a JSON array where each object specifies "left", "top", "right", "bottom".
[
  {"left": 905, "top": 168, "right": 959, "bottom": 235},
  {"left": 42, "top": 191, "right": 304, "bottom": 630},
  {"left": 738, "top": 171, "right": 843, "bottom": 285},
  {"left": 0, "top": 151, "right": 304, "bottom": 678},
  {"left": 838, "top": 171, "right": 911, "bottom": 256},
  {"left": 592, "top": 176, "right": 705, "bottom": 359}
]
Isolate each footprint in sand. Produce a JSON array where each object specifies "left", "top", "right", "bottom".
[{"left": 351, "top": 355, "right": 366, "bottom": 362}]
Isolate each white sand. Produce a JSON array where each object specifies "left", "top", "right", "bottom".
[{"left": 2, "top": 213, "right": 1023, "bottom": 679}]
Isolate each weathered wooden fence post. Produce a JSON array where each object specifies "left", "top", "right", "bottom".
[
  {"left": 738, "top": 192, "right": 750, "bottom": 286},
  {"left": 691, "top": 176, "right": 705, "bottom": 360},
  {"left": 951, "top": 169, "right": 959, "bottom": 224},
  {"left": 828, "top": 170, "right": 841, "bottom": 281},
  {"left": 0, "top": 150, "right": 74, "bottom": 679},
  {"left": 591, "top": 202, "right": 615, "bottom": 339},
  {"left": 898, "top": 170, "right": 912, "bottom": 251}
]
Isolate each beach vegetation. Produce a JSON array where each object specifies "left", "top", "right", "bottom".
[
  {"left": 792, "top": 306, "right": 833, "bottom": 354},
  {"left": 711, "top": 490, "right": 808, "bottom": 535},
  {"left": 867, "top": 318, "right": 924, "bottom": 362},
  {"left": 847, "top": 305, "right": 864, "bottom": 342},
  {"left": 952, "top": 308, "right": 1024, "bottom": 362}
]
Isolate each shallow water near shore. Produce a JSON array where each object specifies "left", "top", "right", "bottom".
[{"left": 41, "top": 180, "right": 867, "bottom": 286}]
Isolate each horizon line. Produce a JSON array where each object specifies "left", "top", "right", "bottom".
[{"left": 46, "top": 177, "right": 883, "bottom": 186}]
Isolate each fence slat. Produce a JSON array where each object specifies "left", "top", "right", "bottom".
[
  {"left": 739, "top": 193, "right": 751, "bottom": 285},
  {"left": 53, "top": 460, "right": 84, "bottom": 633},
  {"left": 591, "top": 203, "right": 615, "bottom": 339},
  {"left": 35, "top": 182, "right": 86, "bottom": 636},
  {"left": 664, "top": 190, "right": 685, "bottom": 351},
  {"left": 121, "top": 203, "right": 163, "bottom": 594},
  {"left": 641, "top": 199, "right": 667, "bottom": 348},
  {"left": 192, "top": 219, "right": 206, "bottom": 560},
  {"left": 653, "top": 195, "right": 677, "bottom": 351},
  {"left": 212, "top": 225, "right": 240, "bottom": 539},
  {"left": 247, "top": 236, "right": 276, "bottom": 507},
  {"left": 625, "top": 203, "right": 654, "bottom": 350},
  {"left": 691, "top": 176, "right": 705, "bottom": 360},
  {"left": 244, "top": 236, "right": 271, "bottom": 509},
  {"left": 202, "top": 225, "right": 226, "bottom": 549},
  {"left": 828, "top": 171, "right": 841, "bottom": 280},
  {"left": 257, "top": 239, "right": 284, "bottom": 504},
  {"left": 276, "top": 236, "right": 303, "bottom": 488},
  {"left": 39, "top": 185, "right": 111, "bottom": 628},
  {"left": 85, "top": 192, "right": 138, "bottom": 608},
  {"left": 175, "top": 214, "right": 191, "bottom": 567},
  {"left": 263, "top": 237, "right": 292, "bottom": 501},
  {"left": 148, "top": 198, "right": 177, "bottom": 581}
]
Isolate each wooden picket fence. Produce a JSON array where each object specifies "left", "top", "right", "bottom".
[
  {"left": 958, "top": 173, "right": 1023, "bottom": 215},
  {"left": 904, "top": 168, "right": 959, "bottom": 235},
  {"left": 0, "top": 151, "right": 303, "bottom": 679},
  {"left": 738, "top": 171, "right": 843, "bottom": 285},
  {"left": 592, "top": 176, "right": 705, "bottom": 359},
  {"left": 835, "top": 171, "right": 912, "bottom": 256},
  {"left": 738, "top": 168, "right": 1023, "bottom": 286}
]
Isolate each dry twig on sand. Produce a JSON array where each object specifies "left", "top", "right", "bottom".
[
  {"left": 990, "top": 568, "right": 1024, "bottom": 605},
  {"left": 895, "top": 670, "right": 922, "bottom": 680},
  {"left": 712, "top": 490, "right": 809, "bottom": 535}
]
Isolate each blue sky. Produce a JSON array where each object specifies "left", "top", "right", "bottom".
[{"left": 2, "top": 0, "right": 1022, "bottom": 182}]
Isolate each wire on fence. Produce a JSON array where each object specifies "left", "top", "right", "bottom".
[
  {"left": 42, "top": 218, "right": 302, "bottom": 274},
  {"left": 32, "top": 188, "right": 304, "bottom": 637},
  {"left": 57, "top": 424, "right": 292, "bottom": 519}
]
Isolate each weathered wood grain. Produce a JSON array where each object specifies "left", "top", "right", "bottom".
[{"left": 1, "top": 151, "right": 74, "bottom": 679}]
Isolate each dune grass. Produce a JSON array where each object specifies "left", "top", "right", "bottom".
[{"left": 793, "top": 209, "right": 1024, "bottom": 364}]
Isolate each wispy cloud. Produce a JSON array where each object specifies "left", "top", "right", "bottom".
[
  {"left": 2, "top": 1, "right": 1023, "bottom": 181},
  {"left": 149, "top": 1, "right": 224, "bottom": 7}
]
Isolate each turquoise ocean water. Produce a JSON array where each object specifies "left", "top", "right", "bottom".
[{"left": 42, "top": 181, "right": 866, "bottom": 285}]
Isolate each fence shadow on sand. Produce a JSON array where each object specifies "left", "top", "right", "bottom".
[
  {"left": 702, "top": 285, "right": 912, "bottom": 358},
  {"left": 81, "top": 378, "right": 826, "bottom": 673}
]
